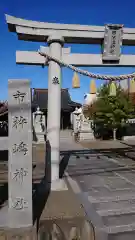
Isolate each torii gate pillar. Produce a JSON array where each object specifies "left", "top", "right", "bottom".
[{"left": 47, "top": 35, "right": 64, "bottom": 186}]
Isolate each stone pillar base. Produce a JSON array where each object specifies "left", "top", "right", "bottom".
[
  {"left": 51, "top": 179, "right": 68, "bottom": 191},
  {"left": 36, "top": 132, "right": 45, "bottom": 143},
  {"left": 79, "top": 131, "right": 95, "bottom": 141},
  {"left": 0, "top": 225, "right": 37, "bottom": 240}
]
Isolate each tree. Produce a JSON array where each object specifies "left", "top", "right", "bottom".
[{"left": 84, "top": 83, "right": 135, "bottom": 140}]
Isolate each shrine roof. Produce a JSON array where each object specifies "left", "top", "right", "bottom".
[
  {"left": 0, "top": 101, "right": 8, "bottom": 117},
  {"left": 32, "top": 88, "right": 82, "bottom": 111}
]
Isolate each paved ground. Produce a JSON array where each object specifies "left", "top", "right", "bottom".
[
  {"left": 59, "top": 138, "right": 135, "bottom": 239},
  {"left": 80, "top": 140, "right": 132, "bottom": 149}
]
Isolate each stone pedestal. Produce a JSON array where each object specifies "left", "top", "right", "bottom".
[
  {"left": 71, "top": 108, "right": 95, "bottom": 141},
  {"left": 79, "top": 119, "right": 95, "bottom": 141},
  {"left": 0, "top": 225, "right": 37, "bottom": 240},
  {"left": 79, "top": 131, "right": 95, "bottom": 141},
  {"left": 123, "top": 135, "right": 135, "bottom": 140},
  {"left": 51, "top": 179, "right": 68, "bottom": 191}
]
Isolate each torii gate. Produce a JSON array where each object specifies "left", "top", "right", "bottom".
[{"left": 5, "top": 15, "right": 135, "bottom": 189}]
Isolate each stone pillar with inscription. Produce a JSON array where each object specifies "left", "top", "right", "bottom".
[
  {"left": 47, "top": 35, "right": 66, "bottom": 189},
  {"left": 8, "top": 79, "right": 33, "bottom": 228}
]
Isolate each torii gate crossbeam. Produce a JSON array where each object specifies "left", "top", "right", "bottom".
[{"left": 6, "top": 14, "right": 135, "bottom": 45}]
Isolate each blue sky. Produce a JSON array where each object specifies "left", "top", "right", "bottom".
[{"left": 0, "top": 0, "right": 135, "bottom": 103}]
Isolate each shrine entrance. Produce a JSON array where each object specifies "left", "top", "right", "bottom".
[
  {"left": 61, "top": 111, "right": 71, "bottom": 129},
  {"left": 6, "top": 15, "right": 135, "bottom": 187}
]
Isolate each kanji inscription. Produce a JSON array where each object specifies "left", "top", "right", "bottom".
[
  {"left": 12, "top": 142, "right": 28, "bottom": 155},
  {"left": 12, "top": 116, "right": 27, "bottom": 129},
  {"left": 13, "top": 90, "right": 26, "bottom": 104},
  {"left": 52, "top": 76, "right": 59, "bottom": 84},
  {"left": 12, "top": 168, "right": 28, "bottom": 184},
  {"left": 12, "top": 197, "right": 28, "bottom": 210},
  {"left": 8, "top": 79, "right": 32, "bottom": 227}
]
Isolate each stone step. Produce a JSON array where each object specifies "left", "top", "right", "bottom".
[
  {"left": 79, "top": 132, "right": 95, "bottom": 141},
  {"left": 105, "top": 224, "right": 135, "bottom": 240},
  {"left": 89, "top": 194, "right": 135, "bottom": 205},
  {"left": 93, "top": 199, "right": 135, "bottom": 212},
  {"left": 101, "top": 210, "right": 135, "bottom": 228},
  {"left": 98, "top": 207, "right": 135, "bottom": 217},
  {"left": 66, "top": 166, "right": 135, "bottom": 178},
  {"left": 87, "top": 189, "right": 135, "bottom": 200},
  {"left": 36, "top": 134, "right": 45, "bottom": 143},
  {"left": 67, "top": 162, "right": 121, "bottom": 170}
]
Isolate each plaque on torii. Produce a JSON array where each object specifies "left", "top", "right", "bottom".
[{"left": 102, "top": 24, "right": 123, "bottom": 62}]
